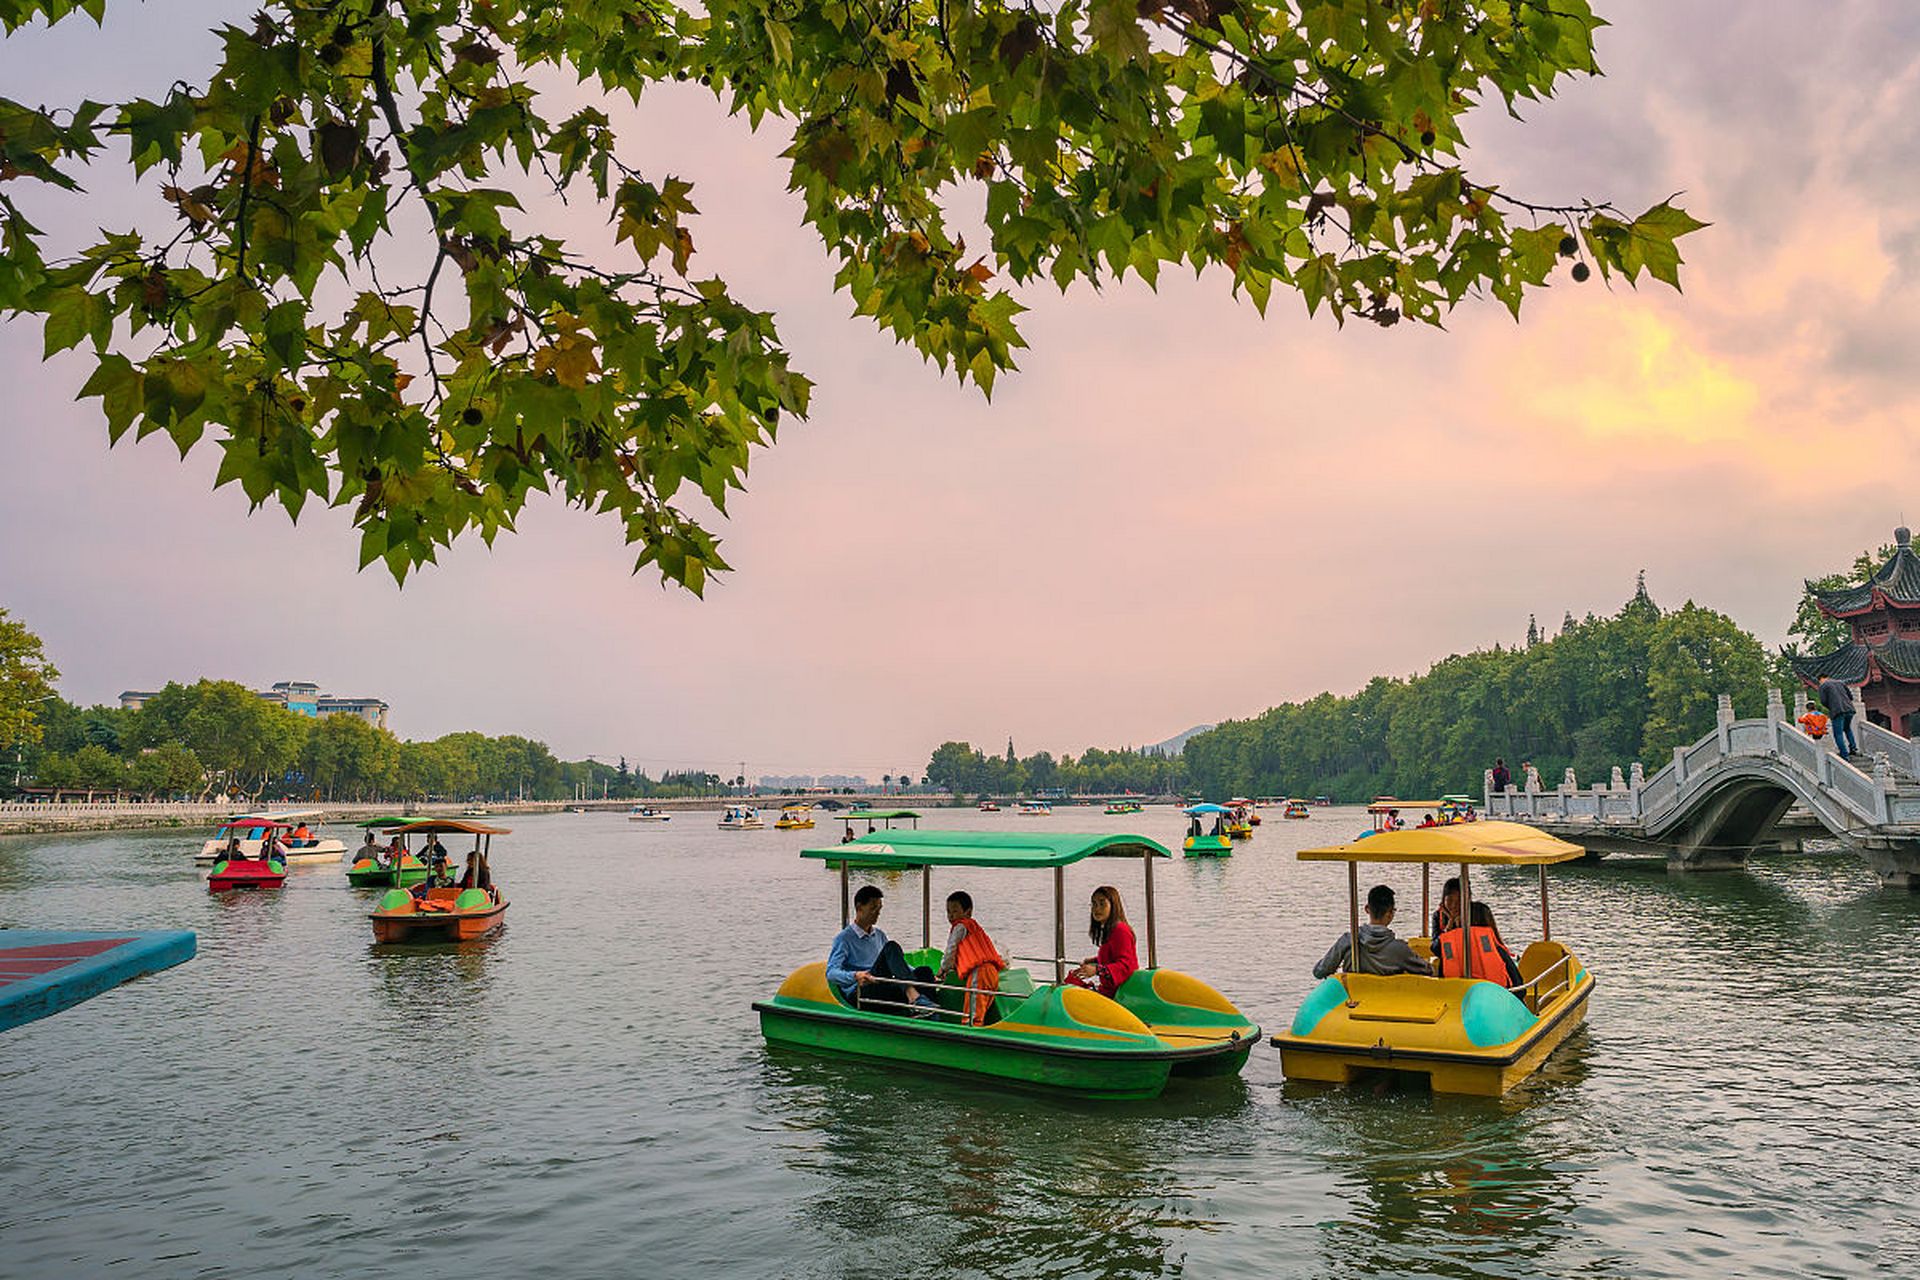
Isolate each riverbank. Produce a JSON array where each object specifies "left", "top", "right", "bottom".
[
  {"left": 0, "top": 793, "right": 969, "bottom": 836},
  {"left": 0, "top": 791, "right": 1182, "bottom": 836}
]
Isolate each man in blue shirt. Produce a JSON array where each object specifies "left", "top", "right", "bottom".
[{"left": 827, "top": 885, "right": 938, "bottom": 1013}]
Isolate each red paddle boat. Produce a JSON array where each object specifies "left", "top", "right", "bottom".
[{"left": 206, "top": 822, "right": 291, "bottom": 893}]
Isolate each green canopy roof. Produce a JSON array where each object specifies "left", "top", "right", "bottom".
[
  {"left": 356, "top": 815, "right": 413, "bottom": 828},
  {"left": 843, "top": 809, "right": 921, "bottom": 821},
  {"left": 802, "top": 829, "right": 1170, "bottom": 869}
]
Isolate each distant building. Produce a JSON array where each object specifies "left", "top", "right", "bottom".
[
  {"left": 316, "top": 695, "right": 391, "bottom": 730},
  {"left": 1792, "top": 526, "right": 1920, "bottom": 735},
  {"left": 122, "top": 680, "right": 388, "bottom": 730},
  {"left": 259, "top": 681, "right": 323, "bottom": 716}
]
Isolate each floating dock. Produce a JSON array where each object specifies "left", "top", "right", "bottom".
[{"left": 0, "top": 929, "right": 196, "bottom": 1033}]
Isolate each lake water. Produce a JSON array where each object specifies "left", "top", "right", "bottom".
[{"left": 1, "top": 807, "right": 1913, "bottom": 1278}]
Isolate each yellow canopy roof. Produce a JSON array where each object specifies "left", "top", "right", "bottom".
[{"left": 1298, "top": 821, "right": 1585, "bottom": 866}]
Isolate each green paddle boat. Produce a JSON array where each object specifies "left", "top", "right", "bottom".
[
  {"left": 830, "top": 809, "right": 922, "bottom": 869},
  {"left": 755, "top": 830, "right": 1260, "bottom": 1100},
  {"left": 1181, "top": 804, "right": 1234, "bottom": 857},
  {"left": 345, "top": 817, "right": 436, "bottom": 888}
]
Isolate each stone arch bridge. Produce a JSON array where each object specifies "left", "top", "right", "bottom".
[{"left": 1482, "top": 689, "right": 1920, "bottom": 888}]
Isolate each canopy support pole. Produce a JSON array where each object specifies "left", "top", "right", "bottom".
[
  {"left": 1143, "top": 853, "right": 1158, "bottom": 969},
  {"left": 1054, "top": 866, "right": 1066, "bottom": 986},
  {"left": 922, "top": 866, "right": 932, "bottom": 949},
  {"left": 1539, "top": 863, "right": 1551, "bottom": 941},
  {"left": 839, "top": 862, "right": 850, "bottom": 927},
  {"left": 1421, "top": 864, "right": 1431, "bottom": 938},
  {"left": 1458, "top": 861, "right": 1474, "bottom": 980},
  {"left": 1347, "top": 862, "right": 1360, "bottom": 974}
]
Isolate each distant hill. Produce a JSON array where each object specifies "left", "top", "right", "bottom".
[{"left": 1146, "top": 725, "right": 1213, "bottom": 757}]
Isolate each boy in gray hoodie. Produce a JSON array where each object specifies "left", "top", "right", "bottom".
[{"left": 1312, "top": 884, "right": 1434, "bottom": 979}]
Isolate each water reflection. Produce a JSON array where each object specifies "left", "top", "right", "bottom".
[
  {"left": 1301, "top": 1081, "right": 1601, "bottom": 1280},
  {"left": 365, "top": 936, "right": 500, "bottom": 1027},
  {"left": 757, "top": 1047, "right": 1248, "bottom": 1279}
]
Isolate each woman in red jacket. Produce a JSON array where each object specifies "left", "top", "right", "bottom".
[{"left": 1073, "top": 885, "right": 1139, "bottom": 997}]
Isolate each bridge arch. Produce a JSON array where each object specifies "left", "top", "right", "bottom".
[{"left": 1643, "top": 760, "right": 1832, "bottom": 872}]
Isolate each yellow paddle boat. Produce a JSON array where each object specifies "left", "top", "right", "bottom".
[
  {"left": 775, "top": 804, "right": 816, "bottom": 830},
  {"left": 1271, "top": 821, "right": 1593, "bottom": 1097}
]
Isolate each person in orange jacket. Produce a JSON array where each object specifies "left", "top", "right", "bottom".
[
  {"left": 1797, "top": 708, "right": 1830, "bottom": 739},
  {"left": 937, "top": 891, "right": 1008, "bottom": 1026}
]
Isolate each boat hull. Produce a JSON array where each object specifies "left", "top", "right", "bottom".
[
  {"left": 345, "top": 856, "right": 434, "bottom": 888},
  {"left": 207, "top": 858, "right": 286, "bottom": 892},
  {"left": 1183, "top": 835, "right": 1233, "bottom": 857},
  {"left": 369, "top": 890, "right": 508, "bottom": 943},
  {"left": 1273, "top": 963, "right": 1594, "bottom": 1096},
  {"left": 755, "top": 963, "right": 1257, "bottom": 1100}
]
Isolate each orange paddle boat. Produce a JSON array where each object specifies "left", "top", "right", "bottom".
[{"left": 368, "top": 820, "right": 509, "bottom": 943}]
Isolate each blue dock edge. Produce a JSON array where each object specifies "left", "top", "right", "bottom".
[{"left": 0, "top": 929, "right": 197, "bottom": 1033}]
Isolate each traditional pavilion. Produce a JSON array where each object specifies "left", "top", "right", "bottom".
[{"left": 1791, "top": 526, "right": 1920, "bottom": 735}]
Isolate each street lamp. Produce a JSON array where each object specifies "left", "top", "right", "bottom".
[{"left": 11, "top": 693, "right": 60, "bottom": 789}]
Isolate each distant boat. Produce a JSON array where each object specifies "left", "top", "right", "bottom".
[
  {"left": 196, "top": 810, "right": 343, "bottom": 864},
  {"left": 774, "top": 805, "right": 816, "bottom": 830},
  {"left": 719, "top": 806, "right": 765, "bottom": 830},
  {"left": 978, "top": 801, "right": 1001, "bottom": 813},
  {"left": 1016, "top": 802, "right": 1052, "bottom": 817},
  {"left": 461, "top": 806, "right": 491, "bottom": 818},
  {"left": 628, "top": 806, "right": 671, "bottom": 822}
]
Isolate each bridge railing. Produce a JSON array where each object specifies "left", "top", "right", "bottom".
[
  {"left": 1482, "top": 691, "right": 1910, "bottom": 834},
  {"left": 1857, "top": 718, "right": 1920, "bottom": 777}
]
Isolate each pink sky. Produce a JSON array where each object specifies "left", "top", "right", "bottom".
[{"left": 3, "top": 3, "right": 1917, "bottom": 777}]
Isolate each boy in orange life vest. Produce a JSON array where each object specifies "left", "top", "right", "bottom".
[
  {"left": 1436, "top": 902, "right": 1523, "bottom": 987},
  {"left": 1797, "top": 708, "right": 1830, "bottom": 739},
  {"left": 937, "top": 891, "right": 1008, "bottom": 1026}
]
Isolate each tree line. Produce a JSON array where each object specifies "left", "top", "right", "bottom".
[
  {"left": 1181, "top": 579, "right": 1777, "bottom": 803},
  {"left": 924, "top": 740, "right": 1189, "bottom": 799},
  {"left": 5, "top": 660, "right": 731, "bottom": 803},
  {"left": 918, "top": 574, "right": 1831, "bottom": 805}
]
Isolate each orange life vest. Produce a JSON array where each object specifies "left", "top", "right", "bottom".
[
  {"left": 1436, "top": 926, "right": 1511, "bottom": 982},
  {"left": 952, "top": 918, "right": 1004, "bottom": 1027},
  {"left": 1798, "top": 712, "right": 1829, "bottom": 739}
]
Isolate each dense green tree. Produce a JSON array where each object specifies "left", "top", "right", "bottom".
[
  {"left": 128, "top": 679, "right": 309, "bottom": 794},
  {"left": 1640, "top": 602, "right": 1769, "bottom": 762},
  {"left": 69, "top": 742, "right": 124, "bottom": 790},
  {"left": 126, "top": 741, "right": 207, "bottom": 798},
  {"left": 0, "top": 608, "right": 58, "bottom": 750},
  {"left": 1786, "top": 545, "right": 1891, "bottom": 658},
  {"left": 1183, "top": 582, "right": 1779, "bottom": 802},
  {"left": 2, "top": 1, "right": 1698, "bottom": 587}
]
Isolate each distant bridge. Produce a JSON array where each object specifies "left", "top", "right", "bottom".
[{"left": 1482, "top": 688, "right": 1920, "bottom": 888}]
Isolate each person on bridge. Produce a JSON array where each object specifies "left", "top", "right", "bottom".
[
  {"left": 1818, "top": 675, "right": 1859, "bottom": 760},
  {"left": 1797, "top": 707, "right": 1830, "bottom": 740},
  {"left": 1491, "top": 758, "right": 1511, "bottom": 793}
]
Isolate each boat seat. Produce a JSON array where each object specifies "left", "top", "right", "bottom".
[{"left": 1515, "top": 941, "right": 1573, "bottom": 1013}]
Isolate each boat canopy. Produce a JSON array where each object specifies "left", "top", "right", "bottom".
[
  {"left": 389, "top": 819, "right": 512, "bottom": 836},
  {"left": 1182, "top": 803, "right": 1231, "bottom": 815},
  {"left": 803, "top": 830, "right": 1170, "bottom": 869},
  {"left": 1365, "top": 800, "right": 1439, "bottom": 813},
  {"left": 845, "top": 808, "right": 922, "bottom": 821},
  {"left": 1298, "top": 821, "right": 1584, "bottom": 866},
  {"left": 356, "top": 815, "right": 412, "bottom": 828},
  {"left": 216, "top": 819, "right": 293, "bottom": 832}
]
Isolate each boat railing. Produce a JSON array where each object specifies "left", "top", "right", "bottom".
[
  {"left": 1516, "top": 954, "right": 1575, "bottom": 1012},
  {"left": 852, "top": 972, "right": 1030, "bottom": 1018}
]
